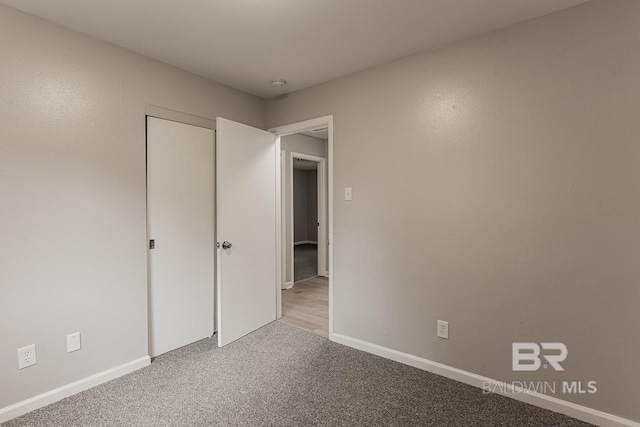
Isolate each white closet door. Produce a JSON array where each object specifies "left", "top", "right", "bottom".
[{"left": 147, "top": 117, "right": 215, "bottom": 357}]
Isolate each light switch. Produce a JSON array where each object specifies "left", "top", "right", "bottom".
[
  {"left": 67, "top": 332, "right": 81, "bottom": 353},
  {"left": 345, "top": 187, "right": 352, "bottom": 201}
]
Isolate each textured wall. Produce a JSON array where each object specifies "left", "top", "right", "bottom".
[
  {"left": 267, "top": 0, "right": 640, "bottom": 421},
  {"left": 0, "top": 5, "right": 264, "bottom": 409}
]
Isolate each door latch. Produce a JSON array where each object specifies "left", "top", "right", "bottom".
[{"left": 149, "top": 239, "right": 155, "bottom": 249}]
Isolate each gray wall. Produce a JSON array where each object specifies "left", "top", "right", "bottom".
[
  {"left": 0, "top": 5, "right": 264, "bottom": 409},
  {"left": 293, "top": 168, "right": 309, "bottom": 242},
  {"left": 292, "top": 169, "right": 318, "bottom": 243},
  {"left": 267, "top": 0, "right": 640, "bottom": 421},
  {"left": 281, "top": 134, "right": 328, "bottom": 284},
  {"left": 306, "top": 171, "right": 318, "bottom": 242}
]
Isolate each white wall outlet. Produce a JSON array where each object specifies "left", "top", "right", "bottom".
[
  {"left": 18, "top": 344, "right": 37, "bottom": 369},
  {"left": 437, "top": 320, "right": 449, "bottom": 340},
  {"left": 67, "top": 332, "right": 81, "bottom": 353},
  {"left": 344, "top": 187, "right": 352, "bottom": 201}
]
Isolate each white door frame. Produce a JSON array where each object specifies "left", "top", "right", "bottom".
[
  {"left": 269, "top": 115, "right": 334, "bottom": 339},
  {"left": 278, "top": 150, "right": 285, "bottom": 317},
  {"left": 289, "top": 152, "right": 327, "bottom": 283}
]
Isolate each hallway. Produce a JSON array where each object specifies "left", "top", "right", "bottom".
[
  {"left": 281, "top": 277, "right": 328, "bottom": 337},
  {"left": 294, "top": 243, "right": 318, "bottom": 282}
]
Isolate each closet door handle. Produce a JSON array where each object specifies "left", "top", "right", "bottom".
[{"left": 221, "top": 241, "right": 232, "bottom": 250}]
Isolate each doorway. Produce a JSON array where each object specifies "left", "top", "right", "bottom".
[
  {"left": 290, "top": 152, "right": 327, "bottom": 284},
  {"left": 271, "top": 116, "right": 334, "bottom": 338},
  {"left": 292, "top": 157, "right": 320, "bottom": 282},
  {"left": 277, "top": 131, "right": 329, "bottom": 337}
]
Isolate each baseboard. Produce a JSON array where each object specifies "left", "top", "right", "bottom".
[
  {"left": 0, "top": 355, "right": 151, "bottom": 424},
  {"left": 283, "top": 281, "right": 294, "bottom": 289},
  {"left": 294, "top": 275, "right": 320, "bottom": 285},
  {"left": 331, "top": 333, "right": 638, "bottom": 427},
  {"left": 294, "top": 241, "right": 317, "bottom": 245}
]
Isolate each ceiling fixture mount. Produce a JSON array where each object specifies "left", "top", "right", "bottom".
[{"left": 271, "top": 79, "right": 287, "bottom": 87}]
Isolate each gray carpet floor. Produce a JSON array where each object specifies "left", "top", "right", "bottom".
[
  {"left": 294, "top": 243, "right": 317, "bottom": 282},
  {"left": 4, "top": 321, "right": 592, "bottom": 427}
]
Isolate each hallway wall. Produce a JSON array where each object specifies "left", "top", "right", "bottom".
[{"left": 293, "top": 169, "right": 318, "bottom": 243}]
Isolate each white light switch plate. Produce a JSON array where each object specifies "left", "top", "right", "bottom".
[
  {"left": 345, "top": 187, "right": 352, "bottom": 201},
  {"left": 67, "top": 332, "right": 81, "bottom": 353}
]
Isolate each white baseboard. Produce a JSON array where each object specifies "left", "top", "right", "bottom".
[
  {"left": 331, "top": 333, "right": 638, "bottom": 427},
  {"left": 294, "top": 275, "right": 321, "bottom": 285},
  {"left": 283, "top": 281, "right": 294, "bottom": 289},
  {"left": 0, "top": 356, "right": 151, "bottom": 424},
  {"left": 294, "top": 241, "right": 317, "bottom": 245}
]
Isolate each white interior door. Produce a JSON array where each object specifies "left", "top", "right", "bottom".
[
  {"left": 216, "top": 117, "right": 277, "bottom": 347},
  {"left": 147, "top": 117, "right": 215, "bottom": 357}
]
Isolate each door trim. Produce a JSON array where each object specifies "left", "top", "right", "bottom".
[
  {"left": 268, "top": 116, "right": 334, "bottom": 339},
  {"left": 145, "top": 104, "right": 216, "bottom": 130},
  {"left": 289, "top": 151, "right": 327, "bottom": 283},
  {"left": 276, "top": 147, "right": 284, "bottom": 318}
]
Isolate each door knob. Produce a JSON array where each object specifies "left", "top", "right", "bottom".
[{"left": 222, "top": 241, "right": 232, "bottom": 250}]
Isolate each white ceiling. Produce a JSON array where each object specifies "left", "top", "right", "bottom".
[{"left": 0, "top": 0, "right": 588, "bottom": 99}]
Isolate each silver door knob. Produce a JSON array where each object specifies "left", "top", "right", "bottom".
[{"left": 222, "top": 241, "right": 232, "bottom": 250}]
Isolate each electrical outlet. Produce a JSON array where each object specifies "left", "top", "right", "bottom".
[
  {"left": 437, "top": 320, "right": 449, "bottom": 340},
  {"left": 18, "top": 344, "right": 37, "bottom": 369}
]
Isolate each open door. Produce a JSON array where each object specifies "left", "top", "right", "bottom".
[{"left": 216, "top": 118, "right": 277, "bottom": 346}]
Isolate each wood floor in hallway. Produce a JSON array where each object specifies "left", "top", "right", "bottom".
[{"left": 281, "top": 277, "right": 328, "bottom": 337}]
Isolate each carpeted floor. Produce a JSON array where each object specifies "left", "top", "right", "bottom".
[
  {"left": 294, "top": 243, "right": 317, "bottom": 282},
  {"left": 4, "top": 322, "right": 592, "bottom": 427}
]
